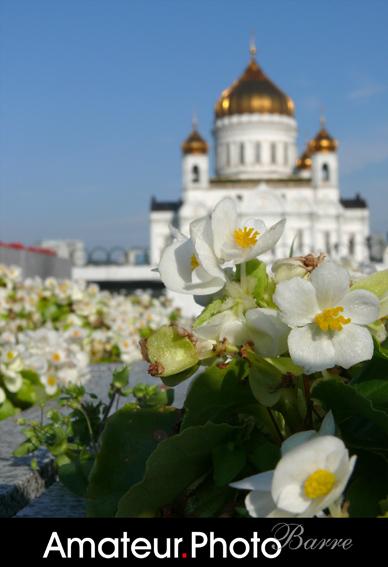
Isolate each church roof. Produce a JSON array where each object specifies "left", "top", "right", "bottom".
[
  {"left": 151, "top": 197, "right": 182, "bottom": 212},
  {"left": 181, "top": 120, "right": 209, "bottom": 154},
  {"left": 214, "top": 42, "right": 294, "bottom": 119},
  {"left": 340, "top": 195, "right": 368, "bottom": 208},
  {"left": 296, "top": 142, "right": 312, "bottom": 170},
  {"left": 310, "top": 115, "right": 338, "bottom": 153}
]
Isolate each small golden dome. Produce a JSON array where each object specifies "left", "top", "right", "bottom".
[
  {"left": 310, "top": 115, "right": 338, "bottom": 153},
  {"left": 181, "top": 121, "right": 209, "bottom": 154},
  {"left": 214, "top": 49, "right": 294, "bottom": 119},
  {"left": 296, "top": 143, "right": 312, "bottom": 170}
]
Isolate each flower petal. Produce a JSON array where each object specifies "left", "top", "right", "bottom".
[
  {"left": 249, "top": 218, "right": 286, "bottom": 260},
  {"left": 190, "top": 216, "right": 226, "bottom": 281},
  {"left": 245, "top": 491, "right": 279, "bottom": 518},
  {"left": 310, "top": 262, "right": 351, "bottom": 310},
  {"left": 287, "top": 325, "right": 335, "bottom": 374},
  {"left": 340, "top": 289, "right": 381, "bottom": 325},
  {"left": 273, "top": 277, "right": 320, "bottom": 327},
  {"left": 331, "top": 323, "right": 374, "bottom": 368},
  {"left": 211, "top": 197, "right": 238, "bottom": 261},
  {"left": 230, "top": 470, "right": 274, "bottom": 492}
]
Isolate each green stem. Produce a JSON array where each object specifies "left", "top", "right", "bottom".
[
  {"left": 78, "top": 403, "right": 98, "bottom": 454},
  {"left": 240, "top": 261, "right": 247, "bottom": 293},
  {"left": 303, "top": 373, "right": 313, "bottom": 430}
]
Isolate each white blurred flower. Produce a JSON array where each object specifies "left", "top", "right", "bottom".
[{"left": 273, "top": 261, "right": 380, "bottom": 374}]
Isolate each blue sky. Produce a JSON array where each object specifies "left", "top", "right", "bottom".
[{"left": 1, "top": 0, "right": 387, "bottom": 253}]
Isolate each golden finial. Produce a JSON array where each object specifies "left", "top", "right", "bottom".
[
  {"left": 320, "top": 107, "right": 326, "bottom": 128},
  {"left": 192, "top": 109, "right": 198, "bottom": 130},
  {"left": 250, "top": 29, "right": 257, "bottom": 58}
]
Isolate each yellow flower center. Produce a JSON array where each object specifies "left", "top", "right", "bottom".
[
  {"left": 315, "top": 306, "right": 351, "bottom": 331},
  {"left": 48, "top": 376, "right": 57, "bottom": 386},
  {"left": 53, "top": 353, "right": 61, "bottom": 361},
  {"left": 190, "top": 254, "right": 200, "bottom": 271},
  {"left": 234, "top": 227, "right": 260, "bottom": 249},
  {"left": 304, "top": 469, "right": 336, "bottom": 499},
  {"left": 7, "top": 352, "right": 15, "bottom": 360}
]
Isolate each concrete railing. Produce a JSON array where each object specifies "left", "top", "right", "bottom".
[{"left": 1, "top": 361, "right": 191, "bottom": 518}]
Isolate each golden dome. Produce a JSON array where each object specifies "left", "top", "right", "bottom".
[
  {"left": 181, "top": 121, "right": 209, "bottom": 154},
  {"left": 309, "top": 115, "right": 338, "bottom": 153},
  {"left": 215, "top": 48, "right": 294, "bottom": 119},
  {"left": 296, "top": 143, "right": 312, "bottom": 170}
]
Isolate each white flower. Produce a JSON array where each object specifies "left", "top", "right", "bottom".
[
  {"left": 158, "top": 221, "right": 226, "bottom": 296},
  {"left": 231, "top": 432, "right": 356, "bottom": 518},
  {"left": 273, "top": 261, "right": 380, "bottom": 374},
  {"left": 209, "top": 197, "right": 286, "bottom": 265}
]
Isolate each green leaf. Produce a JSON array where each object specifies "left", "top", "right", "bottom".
[
  {"left": 212, "top": 442, "right": 247, "bottom": 487},
  {"left": 160, "top": 362, "right": 200, "bottom": 388},
  {"left": 183, "top": 474, "right": 236, "bottom": 518},
  {"left": 236, "top": 259, "right": 268, "bottom": 304},
  {"left": 350, "top": 353, "right": 388, "bottom": 384},
  {"left": 372, "top": 335, "right": 388, "bottom": 361},
  {"left": 346, "top": 450, "right": 388, "bottom": 518},
  {"left": 354, "top": 380, "right": 388, "bottom": 413},
  {"left": 13, "top": 437, "right": 42, "bottom": 457},
  {"left": 247, "top": 440, "right": 281, "bottom": 473},
  {"left": 0, "top": 399, "right": 15, "bottom": 421},
  {"left": 115, "top": 421, "right": 245, "bottom": 518},
  {"left": 112, "top": 365, "right": 130, "bottom": 388},
  {"left": 193, "top": 299, "right": 223, "bottom": 328},
  {"left": 58, "top": 451, "right": 95, "bottom": 498},
  {"left": 20, "top": 369, "right": 43, "bottom": 385},
  {"left": 350, "top": 270, "right": 388, "bottom": 298},
  {"left": 312, "top": 378, "right": 388, "bottom": 450},
  {"left": 180, "top": 358, "right": 254, "bottom": 430},
  {"left": 11, "top": 377, "right": 46, "bottom": 406},
  {"left": 248, "top": 356, "right": 302, "bottom": 408},
  {"left": 86, "top": 403, "right": 180, "bottom": 518}
]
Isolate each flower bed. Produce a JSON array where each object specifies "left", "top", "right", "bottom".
[{"left": 0, "top": 264, "right": 184, "bottom": 420}]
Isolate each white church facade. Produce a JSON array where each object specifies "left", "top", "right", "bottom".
[{"left": 150, "top": 43, "right": 369, "bottom": 269}]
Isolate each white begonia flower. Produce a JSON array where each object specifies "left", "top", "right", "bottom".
[
  {"left": 0, "top": 387, "right": 6, "bottom": 404},
  {"left": 273, "top": 261, "right": 380, "bottom": 374},
  {"left": 158, "top": 219, "right": 226, "bottom": 296},
  {"left": 231, "top": 433, "right": 356, "bottom": 518},
  {"left": 209, "top": 197, "right": 286, "bottom": 265},
  {"left": 194, "top": 306, "right": 289, "bottom": 358}
]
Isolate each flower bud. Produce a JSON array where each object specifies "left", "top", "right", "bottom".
[
  {"left": 140, "top": 322, "right": 200, "bottom": 379},
  {"left": 272, "top": 253, "right": 325, "bottom": 285}
]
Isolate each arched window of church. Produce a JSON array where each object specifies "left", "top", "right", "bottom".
[
  {"left": 322, "top": 163, "right": 330, "bottom": 182},
  {"left": 192, "top": 165, "right": 200, "bottom": 183},
  {"left": 271, "top": 143, "right": 276, "bottom": 164},
  {"left": 226, "top": 144, "right": 230, "bottom": 166},
  {"left": 256, "top": 142, "right": 261, "bottom": 163},
  {"left": 297, "top": 229, "right": 304, "bottom": 253},
  {"left": 349, "top": 235, "right": 355, "bottom": 255},
  {"left": 240, "top": 143, "right": 245, "bottom": 165},
  {"left": 284, "top": 143, "right": 288, "bottom": 165}
]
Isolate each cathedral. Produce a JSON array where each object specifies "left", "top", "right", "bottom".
[{"left": 149, "top": 41, "right": 369, "bottom": 269}]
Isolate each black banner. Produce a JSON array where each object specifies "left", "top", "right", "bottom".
[{"left": 5, "top": 517, "right": 380, "bottom": 561}]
